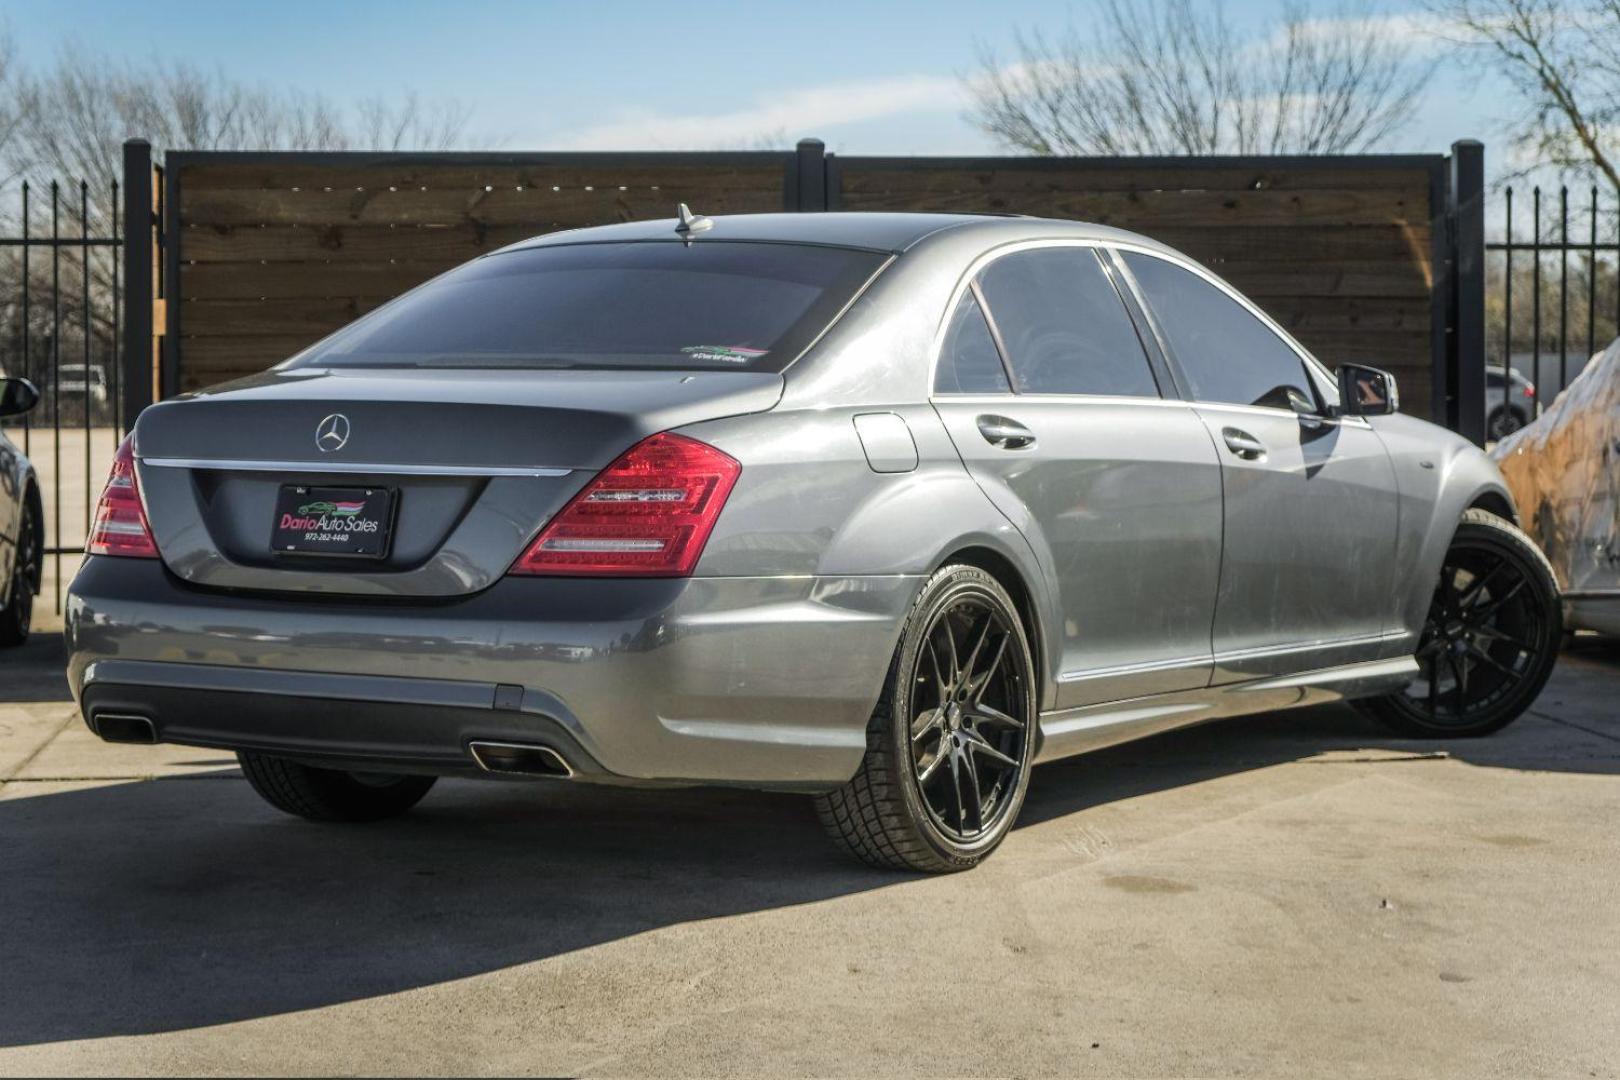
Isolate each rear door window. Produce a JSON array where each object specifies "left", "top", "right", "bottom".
[
  {"left": 292, "top": 241, "right": 887, "bottom": 374},
  {"left": 975, "top": 247, "right": 1159, "bottom": 397}
]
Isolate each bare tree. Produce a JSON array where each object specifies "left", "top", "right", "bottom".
[
  {"left": 0, "top": 44, "right": 478, "bottom": 409},
  {"left": 968, "top": 0, "right": 1436, "bottom": 155},
  {"left": 0, "top": 31, "right": 22, "bottom": 183},
  {"left": 1431, "top": 0, "right": 1620, "bottom": 189},
  {"left": 4, "top": 46, "right": 475, "bottom": 190}
]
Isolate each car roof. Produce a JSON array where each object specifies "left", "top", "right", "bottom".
[{"left": 501, "top": 211, "right": 1180, "bottom": 257}]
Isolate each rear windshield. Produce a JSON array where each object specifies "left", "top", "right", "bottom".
[{"left": 289, "top": 241, "right": 887, "bottom": 374}]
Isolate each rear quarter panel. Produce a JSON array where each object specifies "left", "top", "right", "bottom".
[{"left": 682, "top": 405, "right": 1060, "bottom": 709}]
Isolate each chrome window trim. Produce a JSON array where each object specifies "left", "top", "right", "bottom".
[
  {"left": 1190, "top": 399, "right": 1373, "bottom": 430},
  {"left": 926, "top": 238, "right": 1168, "bottom": 406},
  {"left": 141, "top": 457, "right": 573, "bottom": 478},
  {"left": 930, "top": 392, "right": 1195, "bottom": 410},
  {"left": 1103, "top": 240, "right": 1348, "bottom": 414}
]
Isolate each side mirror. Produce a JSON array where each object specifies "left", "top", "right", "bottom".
[
  {"left": 0, "top": 378, "right": 39, "bottom": 419},
  {"left": 1335, "top": 364, "right": 1398, "bottom": 417}
]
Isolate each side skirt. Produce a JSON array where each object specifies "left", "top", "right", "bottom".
[{"left": 1033, "top": 656, "right": 1418, "bottom": 765}]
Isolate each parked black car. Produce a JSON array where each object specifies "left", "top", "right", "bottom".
[{"left": 0, "top": 376, "right": 42, "bottom": 645}]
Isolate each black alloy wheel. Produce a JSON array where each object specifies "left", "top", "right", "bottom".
[
  {"left": 816, "top": 564, "right": 1037, "bottom": 872},
  {"left": 1357, "top": 509, "right": 1560, "bottom": 737},
  {"left": 907, "top": 593, "right": 1029, "bottom": 843}
]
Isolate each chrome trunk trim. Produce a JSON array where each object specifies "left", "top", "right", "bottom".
[{"left": 141, "top": 457, "right": 572, "bottom": 478}]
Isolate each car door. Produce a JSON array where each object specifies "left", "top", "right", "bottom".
[
  {"left": 931, "top": 245, "right": 1224, "bottom": 709},
  {"left": 1117, "top": 250, "right": 1399, "bottom": 682}
]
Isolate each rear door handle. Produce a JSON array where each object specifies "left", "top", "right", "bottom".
[
  {"left": 1221, "top": 427, "right": 1267, "bottom": 460},
  {"left": 977, "top": 415, "right": 1036, "bottom": 450}
]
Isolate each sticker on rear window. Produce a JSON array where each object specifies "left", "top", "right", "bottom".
[{"left": 681, "top": 345, "right": 768, "bottom": 364}]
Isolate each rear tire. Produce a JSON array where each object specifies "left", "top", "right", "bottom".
[
  {"left": 0, "top": 500, "right": 37, "bottom": 648},
  {"left": 815, "top": 564, "right": 1037, "bottom": 873},
  {"left": 1486, "top": 406, "right": 1525, "bottom": 441},
  {"left": 1355, "top": 509, "right": 1560, "bottom": 738},
  {"left": 238, "top": 752, "right": 436, "bottom": 822}
]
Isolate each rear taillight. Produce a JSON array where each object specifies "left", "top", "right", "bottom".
[
  {"left": 87, "top": 436, "right": 158, "bottom": 558},
  {"left": 1523, "top": 382, "right": 1536, "bottom": 398},
  {"left": 509, "top": 432, "right": 740, "bottom": 578}
]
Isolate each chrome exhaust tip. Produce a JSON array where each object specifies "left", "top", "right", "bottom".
[
  {"left": 92, "top": 712, "right": 158, "bottom": 745},
  {"left": 468, "top": 740, "right": 574, "bottom": 778}
]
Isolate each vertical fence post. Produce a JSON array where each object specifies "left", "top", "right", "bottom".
[
  {"left": 1532, "top": 188, "right": 1542, "bottom": 411},
  {"left": 161, "top": 161, "right": 179, "bottom": 399},
  {"left": 20, "top": 182, "right": 29, "bottom": 456},
  {"left": 1588, "top": 187, "right": 1598, "bottom": 360},
  {"left": 792, "top": 138, "right": 827, "bottom": 212},
  {"left": 1559, "top": 186, "right": 1569, "bottom": 390},
  {"left": 1448, "top": 140, "right": 1486, "bottom": 445},
  {"left": 1503, "top": 187, "right": 1513, "bottom": 431},
  {"left": 120, "top": 139, "right": 153, "bottom": 428}
]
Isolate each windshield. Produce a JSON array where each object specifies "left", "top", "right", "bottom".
[{"left": 289, "top": 241, "right": 887, "bottom": 374}]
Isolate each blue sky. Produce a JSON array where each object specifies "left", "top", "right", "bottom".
[{"left": 5, "top": 0, "right": 1512, "bottom": 163}]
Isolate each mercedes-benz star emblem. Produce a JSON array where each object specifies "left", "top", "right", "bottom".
[{"left": 315, "top": 413, "right": 350, "bottom": 453}]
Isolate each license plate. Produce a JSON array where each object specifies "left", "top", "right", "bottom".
[{"left": 272, "top": 485, "right": 395, "bottom": 558}]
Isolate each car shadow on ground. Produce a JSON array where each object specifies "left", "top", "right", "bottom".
[
  {"left": 0, "top": 633, "right": 78, "bottom": 702},
  {"left": 2, "top": 635, "right": 1617, "bottom": 1047}
]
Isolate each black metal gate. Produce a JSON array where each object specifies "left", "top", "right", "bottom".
[
  {"left": 0, "top": 175, "right": 125, "bottom": 612},
  {"left": 1486, "top": 184, "right": 1620, "bottom": 438}
]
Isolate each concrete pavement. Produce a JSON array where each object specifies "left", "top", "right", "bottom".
[{"left": 1, "top": 632, "right": 1617, "bottom": 1076}]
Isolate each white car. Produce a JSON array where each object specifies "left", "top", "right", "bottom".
[{"left": 56, "top": 364, "right": 108, "bottom": 407}]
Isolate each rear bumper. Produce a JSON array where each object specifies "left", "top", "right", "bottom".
[{"left": 66, "top": 558, "right": 918, "bottom": 789}]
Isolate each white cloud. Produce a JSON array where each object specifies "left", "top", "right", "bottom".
[
  {"left": 1250, "top": 9, "right": 1462, "bottom": 55},
  {"left": 550, "top": 73, "right": 968, "bottom": 151}
]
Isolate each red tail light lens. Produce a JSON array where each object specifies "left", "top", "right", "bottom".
[
  {"left": 509, "top": 432, "right": 740, "bottom": 578},
  {"left": 1523, "top": 383, "right": 1536, "bottom": 398},
  {"left": 87, "top": 436, "right": 159, "bottom": 558}
]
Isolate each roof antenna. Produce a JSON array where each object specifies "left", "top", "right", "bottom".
[{"left": 674, "top": 203, "right": 713, "bottom": 241}]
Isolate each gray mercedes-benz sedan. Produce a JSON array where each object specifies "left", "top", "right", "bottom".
[{"left": 66, "top": 211, "right": 1561, "bottom": 871}]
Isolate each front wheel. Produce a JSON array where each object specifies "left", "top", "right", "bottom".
[
  {"left": 1355, "top": 509, "right": 1561, "bottom": 737},
  {"left": 815, "top": 565, "right": 1037, "bottom": 873},
  {"left": 238, "top": 752, "right": 437, "bottom": 822}
]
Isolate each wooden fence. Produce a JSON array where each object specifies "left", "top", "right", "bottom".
[{"left": 122, "top": 139, "right": 1485, "bottom": 435}]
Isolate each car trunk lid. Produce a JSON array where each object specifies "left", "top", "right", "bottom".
[{"left": 131, "top": 366, "right": 781, "bottom": 597}]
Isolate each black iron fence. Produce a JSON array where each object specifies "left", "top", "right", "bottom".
[
  {"left": 0, "top": 177, "right": 125, "bottom": 611},
  {"left": 1485, "top": 184, "right": 1620, "bottom": 438}
]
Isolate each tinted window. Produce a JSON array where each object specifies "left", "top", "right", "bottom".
[
  {"left": 1123, "top": 253, "right": 1316, "bottom": 410},
  {"left": 293, "top": 242, "right": 886, "bottom": 373},
  {"left": 975, "top": 248, "right": 1158, "bottom": 397},
  {"left": 935, "top": 290, "right": 1011, "bottom": 393}
]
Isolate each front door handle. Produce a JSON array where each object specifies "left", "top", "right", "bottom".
[
  {"left": 1221, "top": 427, "right": 1267, "bottom": 460},
  {"left": 977, "top": 415, "right": 1036, "bottom": 450}
]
